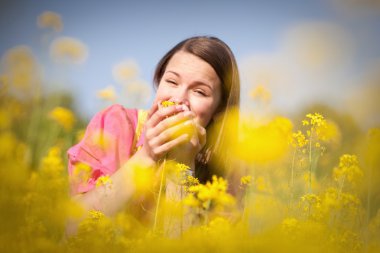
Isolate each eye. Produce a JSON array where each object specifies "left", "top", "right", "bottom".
[
  {"left": 194, "top": 89, "right": 207, "bottom": 96},
  {"left": 165, "top": 79, "right": 178, "bottom": 86}
]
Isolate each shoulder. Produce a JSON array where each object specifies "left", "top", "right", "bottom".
[{"left": 85, "top": 104, "right": 140, "bottom": 133}]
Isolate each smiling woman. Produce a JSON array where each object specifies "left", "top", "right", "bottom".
[{"left": 66, "top": 36, "right": 240, "bottom": 234}]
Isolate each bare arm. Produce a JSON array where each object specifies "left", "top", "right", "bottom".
[{"left": 71, "top": 149, "right": 155, "bottom": 216}]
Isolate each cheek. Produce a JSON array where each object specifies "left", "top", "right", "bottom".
[
  {"left": 192, "top": 101, "right": 218, "bottom": 127},
  {"left": 153, "top": 85, "right": 170, "bottom": 103}
]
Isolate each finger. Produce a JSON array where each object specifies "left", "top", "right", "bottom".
[
  {"left": 147, "top": 101, "right": 160, "bottom": 119},
  {"left": 147, "top": 104, "right": 185, "bottom": 128},
  {"left": 154, "top": 134, "right": 190, "bottom": 156},
  {"left": 149, "top": 119, "right": 194, "bottom": 147},
  {"left": 153, "top": 110, "right": 195, "bottom": 136}
]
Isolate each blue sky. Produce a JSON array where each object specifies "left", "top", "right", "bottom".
[{"left": 1, "top": 0, "right": 379, "bottom": 125}]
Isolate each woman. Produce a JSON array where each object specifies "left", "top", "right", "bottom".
[{"left": 67, "top": 36, "right": 240, "bottom": 225}]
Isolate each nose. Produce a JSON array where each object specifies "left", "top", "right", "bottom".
[{"left": 172, "top": 88, "right": 190, "bottom": 108}]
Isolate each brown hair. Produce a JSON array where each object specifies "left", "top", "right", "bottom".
[{"left": 153, "top": 36, "right": 240, "bottom": 183}]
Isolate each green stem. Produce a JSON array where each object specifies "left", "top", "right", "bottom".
[
  {"left": 153, "top": 159, "right": 166, "bottom": 232},
  {"left": 308, "top": 131, "right": 313, "bottom": 194},
  {"left": 290, "top": 149, "right": 297, "bottom": 206}
]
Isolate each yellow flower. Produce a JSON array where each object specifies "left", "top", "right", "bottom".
[
  {"left": 37, "top": 11, "right": 63, "bottom": 32},
  {"left": 254, "top": 176, "right": 272, "bottom": 193},
  {"left": 250, "top": 84, "right": 271, "bottom": 103},
  {"left": 300, "top": 193, "right": 322, "bottom": 219},
  {"left": 50, "top": 36, "right": 88, "bottom": 64},
  {"left": 2, "top": 46, "right": 41, "bottom": 90},
  {"left": 240, "top": 175, "right": 252, "bottom": 188},
  {"left": 49, "top": 106, "right": 75, "bottom": 131},
  {"left": 333, "top": 154, "right": 363, "bottom": 189},
  {"left": 75, "top": 129, "right": 85, "bottom": 142},
  {"left": 291, "top": 130, "right": 308, "bottom": 148},
  {"left": 72, "top": 162, "right": 92, "bottom": 184},
  {"left": 96, "top": 85, "right": 117, "bottom": 101},
  {"left": 282, "top": 217, "right": 299, "bottom": 234},
  {"left": 184, "top": 176, "right": 235, "bottom": 211},
  {"left": 96, "top": 175, "right": 112, "bottom": 188},
  {"left": 88, "top": 210, "right": 105, "bottom": 220},
  {"left": 306, "top": 113, "right": 326, "bottom": 128},
  {"left": 112, "top": 60, "right": 139, "bottom": 83},
  {"left": 161, "top": 100, "right": 177, "bottom": 107}
]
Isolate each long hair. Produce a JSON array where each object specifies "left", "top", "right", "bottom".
[{"left": 153, "top": 36, "right": 240, "bottom": 183}]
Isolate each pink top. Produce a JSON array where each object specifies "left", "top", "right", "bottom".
[{"left": 67, "top": 104, "right": 146, "bottom": 195}]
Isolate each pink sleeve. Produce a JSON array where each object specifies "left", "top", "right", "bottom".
[{"left": 67, "top": 104, "right": 138, "bottom": 195}]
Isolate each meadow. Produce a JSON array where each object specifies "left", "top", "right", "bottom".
[{"left": 0, "top": 11, "right": 379, "bottom": 253}]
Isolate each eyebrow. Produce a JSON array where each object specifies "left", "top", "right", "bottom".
[{"left": 165, "top": 70, "right": 214, "bottom": 90}]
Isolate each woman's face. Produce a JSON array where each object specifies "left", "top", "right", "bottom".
[{"left": 154, "top": 51, "right": 222, "bottom": 127}]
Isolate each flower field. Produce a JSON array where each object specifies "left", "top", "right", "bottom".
[{"left": 1, "top": 10, "right": 380, "bottom": 253}]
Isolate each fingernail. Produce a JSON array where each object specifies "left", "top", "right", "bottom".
[
  {"left": 176, "top": 105, "right": 184, "bottom": 111},
  {"left": 182, "top": 104, "right": 189, "bottom": 111}
]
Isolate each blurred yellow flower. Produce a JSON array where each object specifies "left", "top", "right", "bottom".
[
  {"left": 88, "top": 210, "right": 105, "bottom": 220},
  {"left": 112, "top": 60, "right": 139, "bottom": 84},
  {"left": 96, "top": 85, "right": 117, "bottom": 101},
  {"left": 40, "top": 146, "right": 64, "bottom": 176},
  {"left": 317, "top": 120, "right": 341, "bottom": 143},
  {"left": 49, "top": 106, "right": 75, "bottom": 131},
  {"left": 250, "top": 84, "right": 271, "bottom": 103},
  {"left": 254, "top": 176, "right": 272, "bottom": 193},
  {"left": 37, "top": 11, "right": 63, "bottom": 32},
  {"left": 300, "top": 193, "right": 322, "bottom": 219},
  {"left": 240, "top": 175, "right": 252, "bottom": 188},
  {"left": 96, "top": 175, "right": 112, "bottom": 188},
  {"left": 132, "top": 163, "right": 155, "bottom": 193},
  {"left": 87, "top": 129, "right": 115, "bottom": 150},
  {"left": 75, "top": 129, "right": 86, "bottom": 143},
  {"left": 72, "top": 162, "right": 92, "bottom": 184},
  {"left": 1, "top": 46, "right": 41, "bottom": 90},
  {"left": 282, "top": 217, "right": 299, "bottom": 234},
  {"left": 237, "top": 115, "right": 293, "bottom": 164},
  {"left": 50, "top": 36, "right": 88, "bottom": 64},
  {"left": 333, "top": 154, "right": 363, "bottom": 189}
]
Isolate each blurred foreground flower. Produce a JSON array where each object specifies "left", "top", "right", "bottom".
[
  {"left": 50, "top": 36, "right": 88, "bottom": 64},
  {"left": 37, "top": 11, "right": 63, "bottom": 32},
  {"left": 237, "top": 114, "right": 292, "bottom": 164},
  {"left": 49, "top": 106, "right": 75, "bottom": 131}
]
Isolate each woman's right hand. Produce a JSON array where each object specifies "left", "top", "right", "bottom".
[{"left": 137, "top": 101, "right": 196, "bottom": 163}]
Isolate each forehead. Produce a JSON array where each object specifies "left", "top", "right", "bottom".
[{"left": 165, "top": 51, "right": 220, "bottom": 84}]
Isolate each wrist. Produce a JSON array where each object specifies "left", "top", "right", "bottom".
[{"left": 132, "top": 148, "right": 156, "bottom": 168}]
